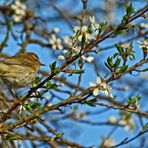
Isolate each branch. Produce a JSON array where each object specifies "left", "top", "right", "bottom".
[
  {"left": 112, "top": 129, "right": 148, "bottom": 148},
  {"left": 0, "top": 4, "right": 147, "bottom": 123}
]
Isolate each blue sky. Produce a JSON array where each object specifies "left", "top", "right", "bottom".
[{"left": 0, "top": 0, "right": 148, "bottom": 147}]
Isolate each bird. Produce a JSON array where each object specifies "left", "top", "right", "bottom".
[{"left": 0, "top": 52, "right": 44, "bottom": 88}]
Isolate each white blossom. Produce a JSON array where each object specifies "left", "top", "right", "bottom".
[
  {"left": 89, "top": 76, "right": 102, "bottom": 96},
  {"left": 63, "top": 36, "right": 72, "bottom": 47},
  {"left": 45, "top": 96, "right": 50, "bottom": 100},
  {"left": 119, "top": 112, "right": 135, "bottom": 131},
  {"left": 86, "top": 56, "right": 94, "bottom": 63},
  {"left": 74, "top": 26, "right": 91, "bottom": 42},
  {"left": 89, "top": 82, "right": 97, "bottom": 87},
  {"left": 96, "top": 76, "right": 102, "bottom": 84},
  {"left": 72, "top": 46, "right": 80, "bottom": 53},
  {"left": 81, "top": 55, "right": 94, "bottom": 63},
  {"left": 11, "top": 0, "right": 27, "bottom": 22},
  {"left": 101, "top": 82, "right": 107, "bottom": 89},
  {"left": 102, "top": 137, "right": 116, "bottom": 147},
  {"left": 124, "top": 85, "right": 129, "bottom": 91},
  {"left": 139, "top": 39, "right": 148, "bottom": 50},
  {"left": 140, "top": 23, "right": 148, "bottom": 29},
  {"left": 89, "top": 16, "right": 100, "bottom": 30},
  {"left": 102, "top": 89, "right": 109, "bottom": 96},
  {"left": 89, "top": 76, "right": 113, "bottom": 97},
  {"left": 49, "top": 34, "right": 63, "bottom": 50},
  {"left": 93, "top": 88, "right": 99, "bottom": 96},
  {"left": 58, "top": 55, "right": 65, "bottom": 60},
  {"left": 53, "top": 27, "right": 60, "bottom": 33},
  {"left": 63, "top": 50, "right": 68, "bottom": 55},
  {"left": 108, "top": 116, "right": 117, "bottom": 124},
  {"left": 122, "top": 42, "right": 131, "bottom": 49}
]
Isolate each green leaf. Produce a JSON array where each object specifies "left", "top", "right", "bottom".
[
  {"left": 6, "top": 134, "right": 19, "bottom": 141},
  {"left": 82, "top": 35, "right": 86, "bottom": 43},
  {"left": 45, "top": 81, "right": 58, "bottom": 89},
  {"left": 107, "top": 57, "right": 113, "bottom": 67},
  {"left": 49, "top": 61, "right": 61, "bottom": 74},
  {"left": 113, "top": 53, "right": 119, "bottom": 58},
  {"left": 75, "top": 30, "right": 81, "bottom": 38},
  {"left": 119, "top": 65, "right": 128, "bottom": 73},
  {"left": 8, "top": 21, "right": 13, "bottom": 30},
  {"left": 122, "top": 15, "right": 129, "bottom": 24},
  {"left": 113, "top": 58, "right": 121, "bottom": 69},
  {"left": 29, "top": 101, "right": 41, "bottom": 109},
  {"left": 118, "top": 29, "right": 128, "bottom": 35},
  {"left": 49, "top": 61, "right": 57, "bottom": 70},
  {"left": 73, "top": 69, "right": 85, "bottom": 74},
  {"left": 129, "top": 54, "right": 135, "bottom": 60},
  {"left": 125, "top": 3, "right": 135, "bottom": 15},
  {"left": 54, "top": 67, "right": 61, "bottom": 73},
  {"left": 122, "top": 3, "right": 135, "bottom": 24},
  {"left": 22, "top": 103, "right": 33, "bottom": 112},
  {"left": 22, "top": 101, "right": 41, "bottom": 112},
  {"left": 124, "top": 113, "right": 131, "bottom": 120},
  {"left": 115, "top": 43, "right": 124, "bottom": 55},
  {"left": 98, "top": 21, "right": 108, "bottom": 34},
  {"left": 142, "top": 123, "right": 148, "bottom": 131},
  {"left": 128, "top": 95, "right": 141, "bottom": 105},
  {"left": 87, "top": 25, "right": 93, "bottom": 34},
  {"left": 85, "top": 98, "right": 97, "bottom": 107},
  {"left": 32, "top": 76, "right": 42, "bottom": 87},
  {"left": 55, "top": 133, "right": 64, "bottom": 140}
]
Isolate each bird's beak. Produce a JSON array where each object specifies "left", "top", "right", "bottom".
[{"left": 40, "top": 62, "right": 45, "bottom": 66}]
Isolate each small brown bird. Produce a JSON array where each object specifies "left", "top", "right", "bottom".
[{"left": 0, "top": 52, "right": 44, "bottom": 88}]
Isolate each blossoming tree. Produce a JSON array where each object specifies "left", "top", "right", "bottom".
[{"left": 0, "top": 0, "right": 148, "bottom": 147}]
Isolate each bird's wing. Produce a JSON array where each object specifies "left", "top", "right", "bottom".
[
  {"left": 0, "top": 63, "right": 9, "bottom": 74},
  {"left": 0, "top": 58, "right": 22, "bottom": 66}
]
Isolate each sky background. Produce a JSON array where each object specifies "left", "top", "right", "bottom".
[{"left": 0, "top": 0, "right": 148, "bottom": 147}]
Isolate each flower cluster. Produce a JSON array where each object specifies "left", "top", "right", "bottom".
[
  {"left": 49, "top": 34, "right": 63, "bottom": 50},
  {"left": 89, "top": 76, "right": 113, "bottom": 97},
  {"left": 11, "top": 0, "right": 27, "bottom": 22},
  {"left": 138, "top": 39, "right": 148, "bottom": 50},
  {"left": 108, "top": 112, "right": 135, "bottom": 131},
  {"left": 73, "top": 26, "right": 92, "bottom": 42},
  {"left": 108, "top": 116, "right": 117, "bottom": 124},
  {"left": 53, "top": 16, "right": 101, "bottom": 62},
  {"left": 139, "top": 23, "right": 148, "bottom": 29},
  {"left": 57, "top": 35, "right": 94, "bottom": 63},
  {"left": 119, "top": 112, "right": 135, "bottom": 131},
  {"left": 73, "top": 16, "right": 100, "bottom": 42},
  {"left": 102, "top": 137, "right": 116, "bottom": 147}
]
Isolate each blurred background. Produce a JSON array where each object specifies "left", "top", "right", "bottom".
[{"left": 0, "top": 0, "right": 148, "bottom": 147}]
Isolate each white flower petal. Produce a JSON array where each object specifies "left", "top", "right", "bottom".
[
  {"left": 86, "top": 56, "right": 94, "bottom": 63},
  {"left": 58, "top": 55, "right": 65, "bottom": 60},
  {"left": 78, "top": 35, "right": 82, "bottom": 41},
  {"left": 89, "top": 82, "right": 97, "bottom": 87},
  {"left": 58, "top": 45, "right": 63, "bottom": 49},
  {"left": 81, "top": 55, "right": 87, "bottom": 60},
  {"left": 96, "top": 77, "right": 101, "bottom": 84},
  {"left": 109, "top": 93, "right": 113, "bottom": 98},
  {"left": 101, "top": 82, "right": 107, "bottom": 89},
  {"left": 11, "top": 4, "right": 17, "bottom": 10},
  {"left": 63, "top": 50, "right": 68, "bottom": 54},
  {"left": 89, "top": 16, "right": 95, "bottom": 23},
  {"left": 108, "top": 116, "right": 117, "bottom": 124},
  {"left": 15, "top": 1, "right": 22, "bottom": 7},
  {"left": 93, "top": 88, "right": 99, "bottom": 96},
  {"left": 102, "top": 90, "right": 109, "bottom": 95},
  {"left": 52, "top": 45, "right": 56, "bottom": 50},
  {"left": 53, "top": 27, "right": 59, "bottom": 33}
]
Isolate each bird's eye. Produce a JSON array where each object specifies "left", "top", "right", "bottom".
[{"left": 35, "top": 58, "right": 39, "bottom": 63}]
